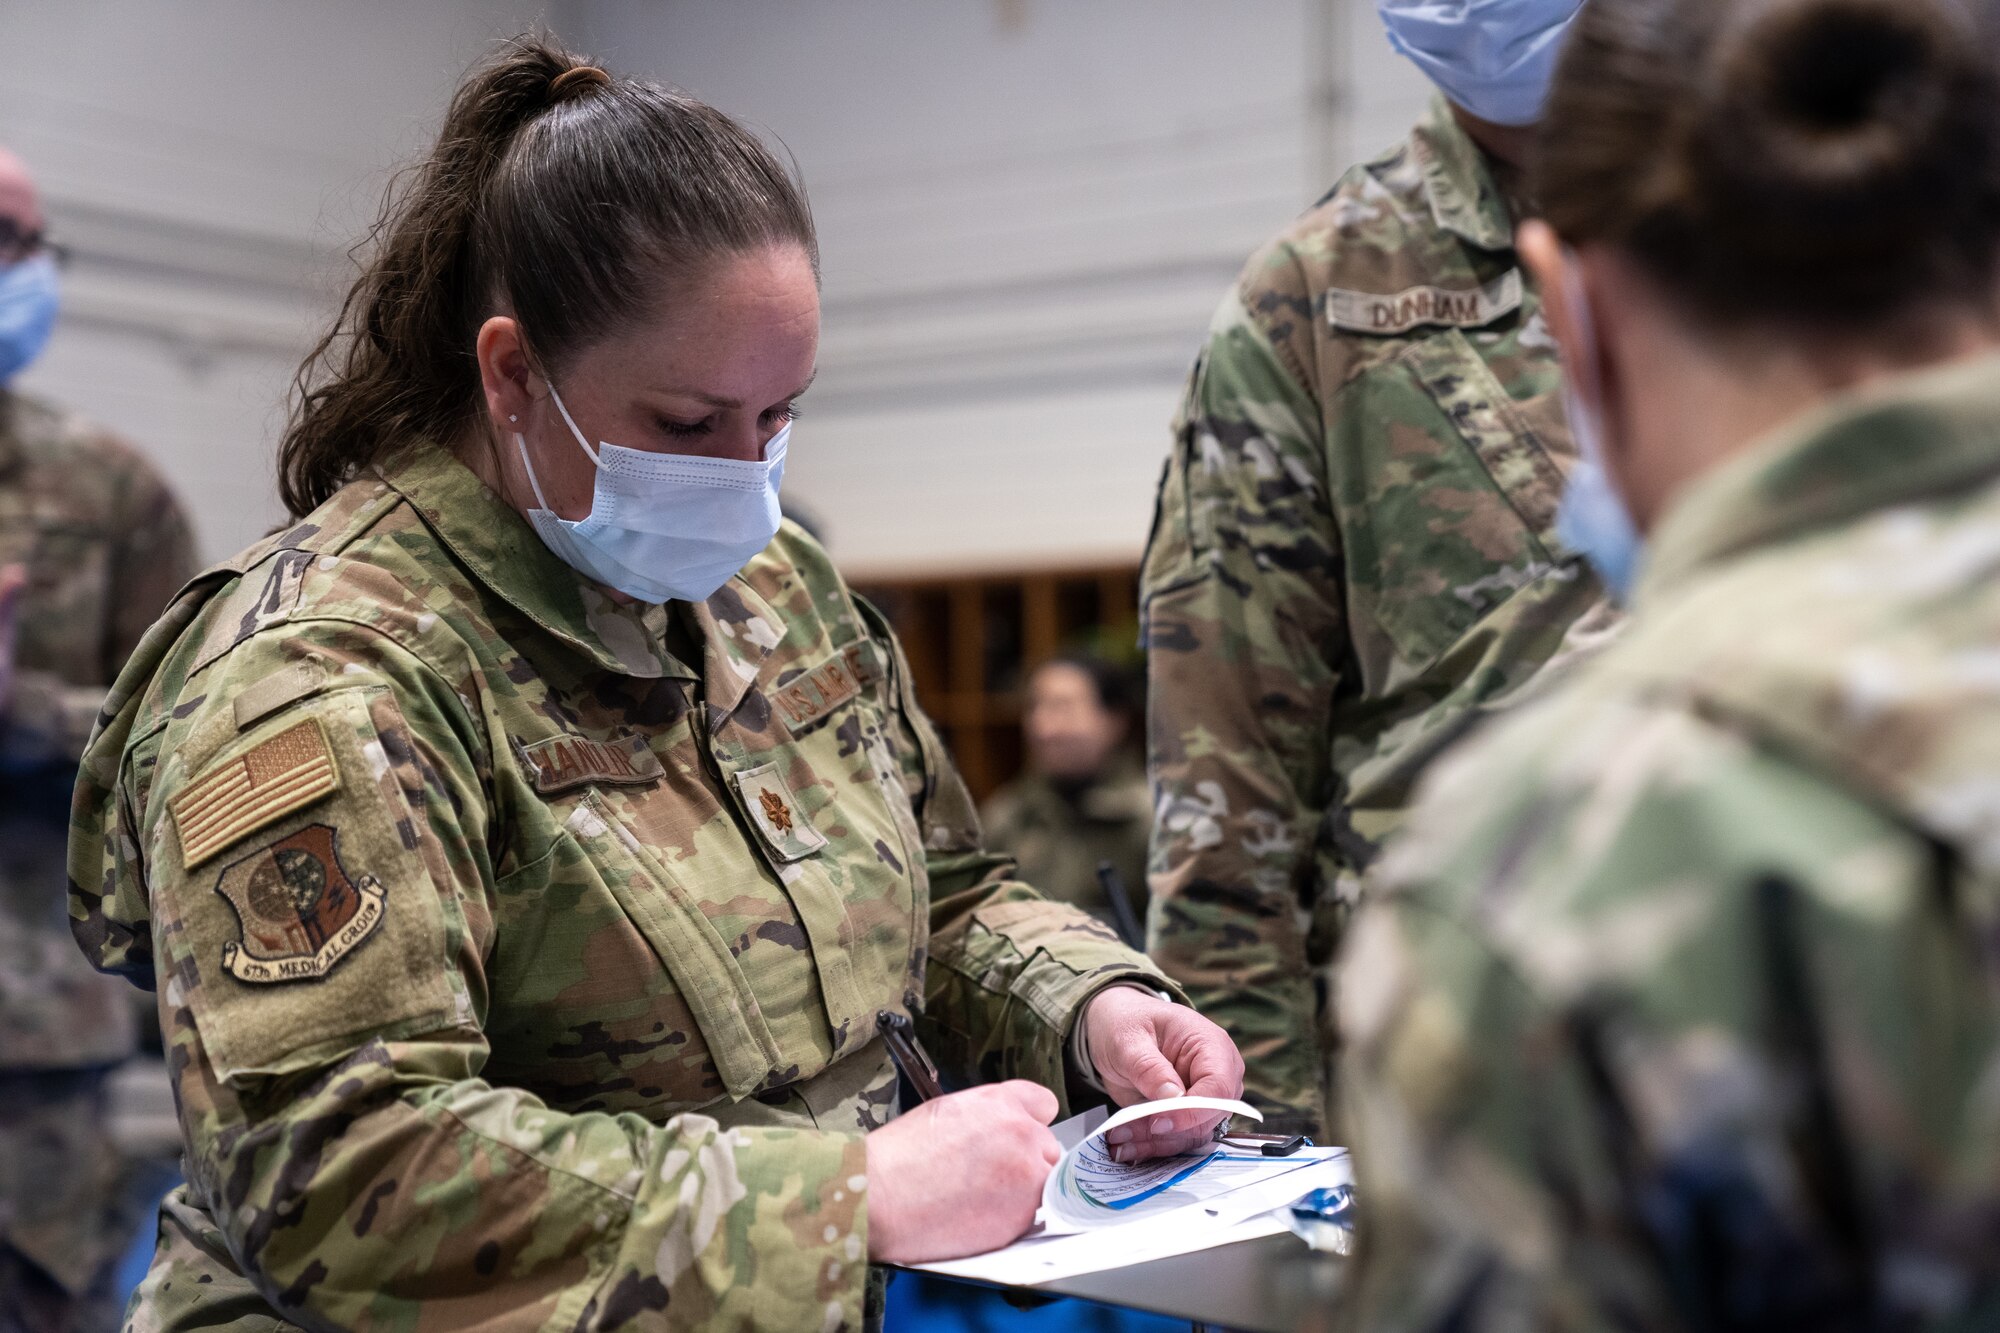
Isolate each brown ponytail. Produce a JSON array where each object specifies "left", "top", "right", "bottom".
[
  {"left": 279, "top": 35, "right": 816, "bottom": 517},
  {"left": 1534, "top": 0, "right": 2000, "bottom": 333}
]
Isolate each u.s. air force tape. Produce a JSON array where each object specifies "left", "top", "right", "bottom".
[{"left": 1327, "top": 269, "right": 1524, "bottom": 336}]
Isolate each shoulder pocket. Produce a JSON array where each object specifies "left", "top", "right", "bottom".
[{"left": 154, "top": 686, "right": 459, "bottom": 1082}]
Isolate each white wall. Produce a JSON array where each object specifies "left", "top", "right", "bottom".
[
  {"left": 575, "top": 0, "right": 1433, "bottom": 575},
  {"left": 1, "top": 1, "right": 1430, "bottom": 572},
  {"left": 0, "top": 0, "right": 571, "bottom": 560}
]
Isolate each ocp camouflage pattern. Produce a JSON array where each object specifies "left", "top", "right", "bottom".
[
  {"left": 69, "top": 439, "right": 1173, "bottom": 1332},
  {"left": 1, "top": 389, "right": 196, "bottom": 1069},
  {"left": 1141, "top": 96, "right": 1610, "bottom": 1132},
  {"left": 0, "top": 389, "right": 195, "bottom": 1311},
  {"left": 1338, "top": 356, "right": 2000, "bottom": 1330}
]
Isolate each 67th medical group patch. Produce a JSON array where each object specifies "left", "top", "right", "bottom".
[{"left": 213, "top": 823, "right": 385, "bottom": 984}]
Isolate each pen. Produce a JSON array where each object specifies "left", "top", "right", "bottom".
[
  {"left": 1095, "top": 861, "right": 1146, "bottom": 952},
  {"left": 877, "top": 1009, "right": 945, "bottom": 1102}
]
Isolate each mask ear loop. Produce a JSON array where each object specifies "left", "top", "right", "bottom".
[
  {"left": 513, "top": 433, "right": 556, "bottom": 511},
  {"left": 512, "top": 380, "right": 602, "bottom": 512},
  {"left": 545, "top": 382, "right": 602, "bottom": 466}
]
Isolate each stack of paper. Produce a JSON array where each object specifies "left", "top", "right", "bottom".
[{"left": 914, "top": 1096, "right": 1353, "bottom": 1286}]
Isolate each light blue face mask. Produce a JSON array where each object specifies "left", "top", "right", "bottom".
[
  {"left": 1557, "top": 446, "right": 1645, "bottom": 604},
  {"left": 1552, "top": 260, "right": 1647, "bottom": 603},
  {"left": 0, "top": 253, "right": 60, "bottom": 384},
  {"left": 1376, "top": 0, "right": 1585, "bottom": 127},
  {"left": 515, "top": 383, "right": 789, "bottom": 605}
]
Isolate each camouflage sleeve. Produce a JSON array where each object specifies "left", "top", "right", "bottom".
[
  {"left": 0, "top": 443, "right": 197, "bottom": 769},
  {"left": 102, "top": 442, "right": 199, "bottom": 679},
  {"left": 1337, "top": 700, "right": 1949, "bottom": 1331},
  {"left": 1142, "top": 278, "right": 1343, "bottom": 1131},
  {"left": 109, "top": 623, "right": 869, "bottom": 1332},
  {"left": 851, "top": 598, "right": 1180, "bottom": 1106}
]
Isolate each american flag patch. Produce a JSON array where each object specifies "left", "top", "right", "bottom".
[{"left": 173, "top": 718, "right": 341, "bottom": 869}]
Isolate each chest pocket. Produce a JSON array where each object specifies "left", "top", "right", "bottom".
[
  {"left": 487, "top": 642, "right": 925, "bottom": 1117},
  {"left": 704, "top": 638, "right": 928, "bottom": 1051},
  {"left": 555, "top": 789, "right": 790, "bottom": 1102},
  {"left": 1340, "top": 324, "right": 1576, "bottom": 672}
]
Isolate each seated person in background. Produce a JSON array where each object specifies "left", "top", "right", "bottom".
[
  {"left": 982, "top": 654, "right": 1151, "bottom": 938},
  {"left": 0, "top": 144, "right": 197, "bottom": 1333},
  {"left": 1339, "top": 0, "right": 2000, "bottom": 1326},
  {"left": 67, "top": 39, "right": 1243, "bottom": 1333}
]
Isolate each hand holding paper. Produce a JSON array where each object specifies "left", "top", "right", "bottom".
[
  {"left": 1042, "top": 1095, "right": 1261, "bottom": 1232},
  {"left": 911, "top": 1094, "right": 1354, "bottom": 1286},
  {"left": 1080, "top": 985, "right": 1247, "bottom": 1161}
]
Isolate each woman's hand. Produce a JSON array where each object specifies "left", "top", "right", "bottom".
[
  {"left": 1082, "top": 986, "right": 1247, "bottom": 1163},
  {"left": 865, "top": 1081, "right": 1063, "bottom": 1264}
]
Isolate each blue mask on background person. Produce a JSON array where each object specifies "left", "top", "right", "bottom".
[
  {"left": 0, "top": 253, "right": 59, "bottom": 384},
  {"left": 1557, "top": 448, "right": 1644, "bottom": 604},
  {"left": 515, "top": 382, "right": 789, "bottom": 605},
  {"left": 1377, "top": 0, "right": 1584, "bottom": 127},
  {"left": 1552, "top": 260, "right": 1646, "bottom": 602}
]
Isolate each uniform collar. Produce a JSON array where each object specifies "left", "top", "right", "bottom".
[
  {"left": 380, "top": 439, "right": 699, "bottom": 682},
  {"left": 1408, "top": 94, "right": 1518, "bottom": 253},
  {"left": 682, "top": 578, "right": 787, "bottom": 722},
  {"left": 1639, "top": 351, "right": 2000, "bottom": 601}
]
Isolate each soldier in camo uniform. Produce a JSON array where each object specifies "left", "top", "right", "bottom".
[
  {"left": 0, "top": 145, "right": 198, "bottom": 1333},
  {"left": 1339, "top": 0, "right": 2000, "bottom": 1326},
  {"left": 68, "top": 41, "right": 1242, "bottom": 1333},
  {"left": 1141, "top": 0, "right": 1609, "bottom": 1134}
]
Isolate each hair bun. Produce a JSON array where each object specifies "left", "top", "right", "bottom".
[
  {"left": 1685, "top": 0, "right": 1997, "bottom": 271},
  {"left": 548, "top": 64, "right": 611, "bottom": 104}
]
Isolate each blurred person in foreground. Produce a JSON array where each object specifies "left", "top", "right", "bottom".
[
  {"left": 1142, "top": 0, "right": 1613, "bottom": 1137},
  {"left": 982, "top": 655, "right": 1151, "bottom": 935},
  {"left": 0, "top": 147, "right": 197, "bottom": 1332},
  {"left": 1339, "top": 0, "right": 2000, "bottom": 1326},
  {"left": 66, "top": 39, "right": 1241, "bottom": 1332}
]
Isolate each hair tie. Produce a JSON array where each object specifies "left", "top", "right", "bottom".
[{"left": 549, "top": 65, "right": 610, "bottom": 102}]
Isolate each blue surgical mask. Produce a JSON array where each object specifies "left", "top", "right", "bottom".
[
  {"left": 1552, "top": 260, "right": 1646, "bottom": 603},
  {"left": 0, "top": 254, "right": 59, "bottom": 384},
  {"left": 1557, "top": 446, "right": 1644, "bottom": 604},
  {"left": 1377, "top": 0, "right": 1584, "bottom": 127},
  {"left": 515, "top": 383, "right": 789, "bottom": 605}
]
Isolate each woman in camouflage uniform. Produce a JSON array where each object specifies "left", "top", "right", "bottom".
[
  {"left": 1339, "top": 0, "right": 2000, "bottom": 1326},
  {"left": 68, "top": 39, "right": 1241, "bottom": 1333}
]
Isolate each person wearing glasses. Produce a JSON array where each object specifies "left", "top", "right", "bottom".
[
  {"left": 0, "top": 145, "right": 197, "bottom": 1331},
  {"left": 1340, "top": 0, "right": 2000, "bottom": 1325}
]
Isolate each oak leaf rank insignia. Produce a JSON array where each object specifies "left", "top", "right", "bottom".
[
  {"left": 759, "top": 787, "right": 794, "bottom": 834},
  {"left": 213, "top": 823, "right": 385, "bottom": 983},
  {"left": 735, "top": 763, "right": 828, "bottom": 862}
]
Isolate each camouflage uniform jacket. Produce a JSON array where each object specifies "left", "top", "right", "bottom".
[
  {"left": 980, "top": 755, "right": 1152, "bottom": 933},
  {"left": 1338, "top": 354, "right": 2000, "bottom": 1331},
  {"left": 0, "top": 388, "right": 196, "bottom": 1070},
  {"left": 1141, "top": 96, "right": 1607, "bottom": 1131},
  {"left": 68, "top": 440, "right": 1174, "bottom": 1333}
]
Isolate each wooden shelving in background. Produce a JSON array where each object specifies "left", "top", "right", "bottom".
[{"left": 853, "top": 564, "right": 1142, "bottom": 802}]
